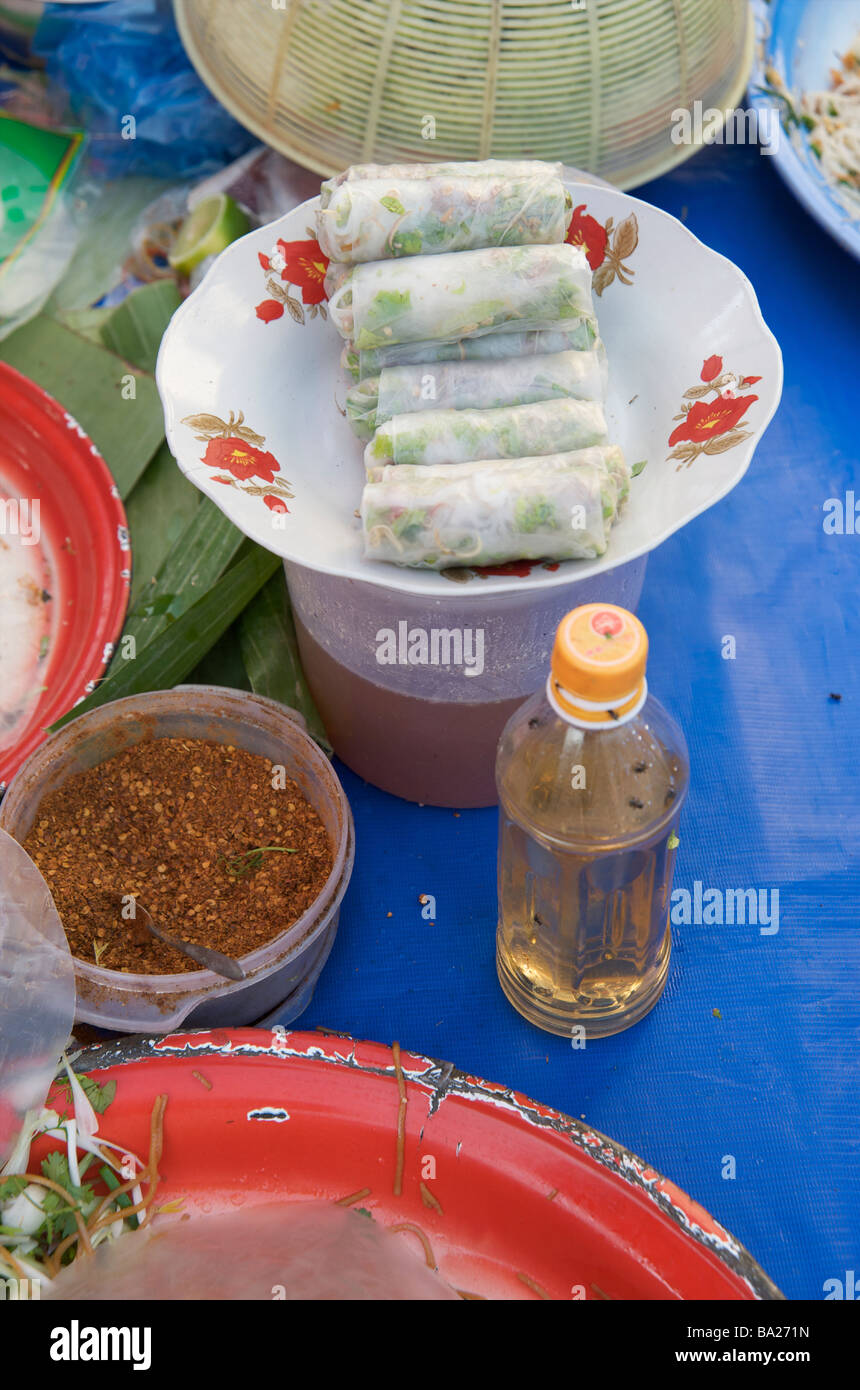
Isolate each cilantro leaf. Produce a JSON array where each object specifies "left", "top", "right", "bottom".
[
  {"left": 41, "top": 1153, "right": 94, "bottom": 1209},
  {"left": 42, "top": 1151, "right": 72, "bottom": 1189},
  {"left": 0, "top": 1175, "right": 29, "bottom": 1202},
  {"left": 54, "top": 1073, "right": 117, "bottom": 1115}
]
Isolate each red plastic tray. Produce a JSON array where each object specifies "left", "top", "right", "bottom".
[
  {"left": 58, "top": 1028, "right": 782, "bottom": 1301},
  {"left": 0, "top": 364, "right": 130, "bottom": 787}
]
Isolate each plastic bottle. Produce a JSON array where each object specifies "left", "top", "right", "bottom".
[{"left": 495, "top": 603, "right": 689, "bottom": 1038}]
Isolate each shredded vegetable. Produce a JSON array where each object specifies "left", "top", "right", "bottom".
[
  {"left": 764, "top": 33, "right": 860, "bottom": 216},
  {"left": 798, "top": 38, "right": 860, "bottom": 208},
  {"left": 0, "top": 1059, "right": 166, "bottom": 1292}
]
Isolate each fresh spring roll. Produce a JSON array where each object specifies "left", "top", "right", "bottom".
[
  {"left": 346, "top": 347, "right": 609, "bottom": 441},
  {"left": 339, "top": 321, "right": 599, "bottom": 381},
  {"left": 364, "top": 397, "right": 608, "bottom": 469},
  {"left": 320, "top": 159, "right": 562, "bottom": 206},
  {"left": 361, "top": 447, "right": 629, "bottom": 570},
  {"left": 316, "top": 169, "right": 571, "bottom": 263},
  {"left": 325, "top": 260, "right": 354, "bottom": 298},
  {"left": 329, "top": 243, "right": 593, "bottom": 348}
]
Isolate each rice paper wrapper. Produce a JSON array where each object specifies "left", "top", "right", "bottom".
[
  {"left": 324, "top": 260, "right": 353, "bottom": 298},
  {"left": 346, "top": 347, "right": 609, "bottom": 440},
  {"left": 365, "top": 397, "right": 608, "bottom": 468},
  {"left": 316, "top": 170, "right": 570, "bottom": 263},
  {"left": 46, "top": 1201, "right": 460, "bottom": 1300},
  {"left": 341, "top": 321, "right": 599, "bottom": 381},
  {"left": 362, "top": 446, "right": 630, "bottom": 569},
  {"left": 329, "top": 243, "right": 594, "bottom": 348},
  {"left": 320, "top": 158, "right": 563, "bottom": 206}
]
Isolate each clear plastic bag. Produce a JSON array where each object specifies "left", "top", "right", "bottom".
[
  {"left": 34, "top": 0, "right": 254, "bottom": 179},
  {"left": 0, "top": 829, "right": 75, "bottom": 1166},
  {"left": 47, "top": 1201, "right": 460, "bottom": 1300}
]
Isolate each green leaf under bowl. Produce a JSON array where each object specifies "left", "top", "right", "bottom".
[
  {"left": 101, "top": 281, "right": 182, "bottom": 375},
  {"left": 124, "top": 441, "right": 201, "bottom": 608},
  {"left": 49, "top": 545, "right": 281, "bottom": 730},
  {"left": 117, "top": 497, "right": 246, "bottom": 663},
  {"left": 239, "top": 571, "right": 332, "bottom": 753}
]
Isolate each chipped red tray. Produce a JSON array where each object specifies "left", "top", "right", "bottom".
[
  {"left": 62, "top": 1028, "right": 782, "bottom": 1301},
  {"left": 0, "top": 364, "right": 130, "bottom": 789}
]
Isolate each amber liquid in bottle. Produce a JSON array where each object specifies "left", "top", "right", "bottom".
[{"left": 496, "top": 690, "right": 688, "bottom": 1038}]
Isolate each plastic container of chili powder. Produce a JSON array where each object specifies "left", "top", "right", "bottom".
[{"left": 0, "top": 686, "right": 354, "bottom": 1033}]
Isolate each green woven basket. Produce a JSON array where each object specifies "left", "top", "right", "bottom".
[{"left": 174, "top": 0, "right": 754, "bottom": 188}]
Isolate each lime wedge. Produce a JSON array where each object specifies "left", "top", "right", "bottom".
[{"left": 168, "top": 194, "right": 250, "bottom": 275}]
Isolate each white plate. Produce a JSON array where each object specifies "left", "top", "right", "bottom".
[{"left": 157, "top": 180, "right": 783, "bottom": 598}]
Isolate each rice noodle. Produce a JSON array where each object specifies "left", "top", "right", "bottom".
[
  {"left": 390, "top": 1220, "right": 436, "bottom": 1270},
  {"left": 335, "top": 1188, "right": 372, "bottom": 1207},
  {"left": 391, "top": 1042, "right": 407, "bottom": 1198},
  {"left": 419, "top": 1181, "right": 443, "bottom": 1215},
  {"left": 0, "top": 1244, "right": 32, "bottom": 1280},
  {"left": 36, "top": 1094, "right": 167, "bottom": 1278},
  {"left": 517, "top": 1270, "right": 551, "bottom": 1299}
]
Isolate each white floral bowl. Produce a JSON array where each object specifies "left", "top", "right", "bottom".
[{"left": 157, "top": 179, "right": 783, "bottom": 598}]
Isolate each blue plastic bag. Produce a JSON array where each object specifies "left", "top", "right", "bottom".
[{"left": 34, "top": 0, "right": 255, "bottom": 178}]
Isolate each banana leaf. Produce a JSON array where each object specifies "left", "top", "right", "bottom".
[
  {"left": 238, "top": 571, "right": 331, "bottom": 752},
  {"left": 123, "top": 442, "right": 200, "bottom": 608},
  {"left": 115, "top": 498, "right": 245, "bottom": 665},
  {"left": 101, "top": 281, "right": 181, "bottom": 374},
  {"left": 186, "top": 623, "right": 253, "bottom": 692},
  {"left": 50, "top": 545, "right": 281, "bottom": 731}
]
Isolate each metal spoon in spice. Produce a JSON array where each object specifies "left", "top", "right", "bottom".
[{"left": 125, "top": 898, "right": 246, "bottom": 982}]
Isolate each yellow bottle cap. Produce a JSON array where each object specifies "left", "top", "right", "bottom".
[{"left": 549, "top": 604, "right": 648, "bottom": 726}]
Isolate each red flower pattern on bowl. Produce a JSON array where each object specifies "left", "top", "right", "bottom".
[
  {"left": 256, "top": 238, "right": 330, "bottom": 323},
  {"left": 255, "top": 299, "right": 285, "bottom": 324},
  {"left": 668, "top": 394, "right": 758, "bottom": 447},
  {"left": 202, "top": 436, "right": 280, "bottom": 483},
  {"left": 566, "top": 204, "right": 608, "bottom": 270}
]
